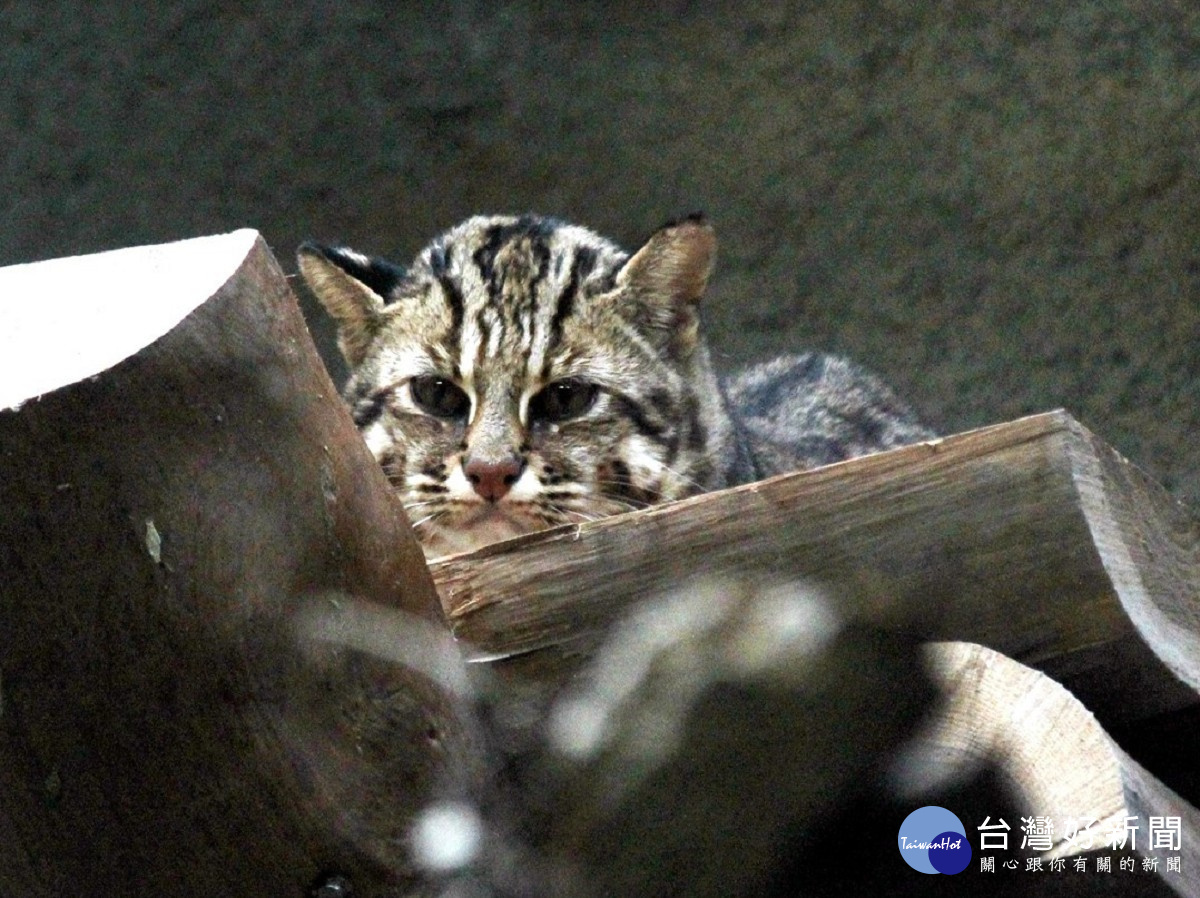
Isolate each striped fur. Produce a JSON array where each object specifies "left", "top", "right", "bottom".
[{"left": 298, "top": 214, "right": 931, "bottom": 558}]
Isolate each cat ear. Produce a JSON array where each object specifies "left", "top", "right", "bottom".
[
  {"left": 296, "top": 243, "right": 407, "bottom": 367},
  {"left": 616, "top": 213, "right": 716, "bottom": 358}
]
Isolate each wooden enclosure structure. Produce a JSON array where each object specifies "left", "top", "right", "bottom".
[{"left": 1, "top": 233, "right": 1198, "bottom": 896}]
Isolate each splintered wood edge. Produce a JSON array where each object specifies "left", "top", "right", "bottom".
[
  {"left": 919, "top": 642, "right": 1200, "bottom": 893},
  {"left": 0, "top": 230, "right": 262, "bottom": 411}
]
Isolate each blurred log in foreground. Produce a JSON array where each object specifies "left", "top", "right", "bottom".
[
  {"left": 515, "top": 588, "right": 1193, "bottom": 897},
  {"left": 530, "top": 576, "right": 937, "bottom": 897},
  {"left": 432, "top": 410, "right": 1200, "bottom": 897},
  {"left": 0, "top": 233, "right": 480, "bottom": 897}
]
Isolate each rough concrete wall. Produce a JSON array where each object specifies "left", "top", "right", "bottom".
[{"left": 4, "top": 0, "right": 1198, "bottom": 502}]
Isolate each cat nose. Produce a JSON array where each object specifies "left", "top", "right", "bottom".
[{"left": 463, "top": 455, "right": 525, "bottom": 503}]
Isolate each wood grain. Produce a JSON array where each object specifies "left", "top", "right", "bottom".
[
  {"left": 433, "top": 411, "right": 1200, "bottom": 724},
  {"left": 921, "top": 641, "right": 1200, "bottom": 894}
]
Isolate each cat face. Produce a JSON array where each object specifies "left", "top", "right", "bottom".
[{"left": 298, "top": 214, "right": 726, "bottom": 558}]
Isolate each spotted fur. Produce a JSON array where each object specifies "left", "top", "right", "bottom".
[{"left": 298, "top": 214, "right": 931, "bottom": 558}]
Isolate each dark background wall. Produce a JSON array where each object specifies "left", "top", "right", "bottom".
[{"left": 4, "top": 1, "right": 1198, "bottom": 503}]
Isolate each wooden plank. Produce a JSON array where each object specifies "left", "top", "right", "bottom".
[{"left": 432, "top": 411, "right": 1200, "bottom": 724}]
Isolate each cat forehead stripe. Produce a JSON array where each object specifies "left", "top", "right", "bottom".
[{"left": 420, "top": 218, "right": 625, "bottom": 394}]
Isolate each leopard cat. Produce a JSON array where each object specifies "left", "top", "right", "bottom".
[{"left": 298, "top": 213, "right": 933, "bottom": 559}]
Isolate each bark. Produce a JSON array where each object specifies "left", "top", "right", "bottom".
[{"left": 0, "top": 232, "right": 479, "bottom": 896}]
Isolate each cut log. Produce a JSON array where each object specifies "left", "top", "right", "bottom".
[
  {"left": 433, "top": 411, "right": 1200, "bottom": 727},
  {"left": 0, "top": 233, "right": 478, "bottom": 896},
  {"left": 915, "top": 641, "right": 1199, "bottom": 895}
]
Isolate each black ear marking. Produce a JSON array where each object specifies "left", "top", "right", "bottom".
[
  {"left": 298, "top": 242, "right": 408, "bottom": 305},
  {"left": 296, "top": 242, "right": 410, "bottom": 368},
  {"left": 655, "top": 210, "right": 708, "bottom": 231}
]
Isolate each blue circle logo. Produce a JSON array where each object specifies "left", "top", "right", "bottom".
[{"left": 898, "top": 806, "right": 972, "bottom": 874}]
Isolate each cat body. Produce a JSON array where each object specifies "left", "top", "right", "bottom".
[{"left": 298, "top": 214, "right": 931, "bottom": 558}]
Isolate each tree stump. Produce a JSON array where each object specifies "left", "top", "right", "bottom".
[{"left": 0, "top": 232, "right": 478, "bottom": 896}]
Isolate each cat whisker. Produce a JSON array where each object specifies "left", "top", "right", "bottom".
[
  {"left": 542, "top": 498, "right": 638, "bottom": 521},
  {"left": 403, "top": 500, "right": 442, "bottom": 512},
  {"left": 607, "top": 503, "right": 648, "bottom": 517},
  {"left": 407, "top": 512, "right": 442, "bottom": 530},
  {"left": 572, "top": 507, "right": 609, "bottom": 522},
  {"left": 539, "top": 498, "right": 599, "bottom": 519},
  {"left": 653, "top": 462, "right": 710, "bottom": 493},
  {"left": 586, "top": 484, "right": 658, "bottom": 509}
]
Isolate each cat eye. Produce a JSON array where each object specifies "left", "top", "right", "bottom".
[
  {"left": 529, "top": 378, "right": 599, "bottom": 424},
  {"left": 409, "top": 375, "right": 470, "bottom": 419}
]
